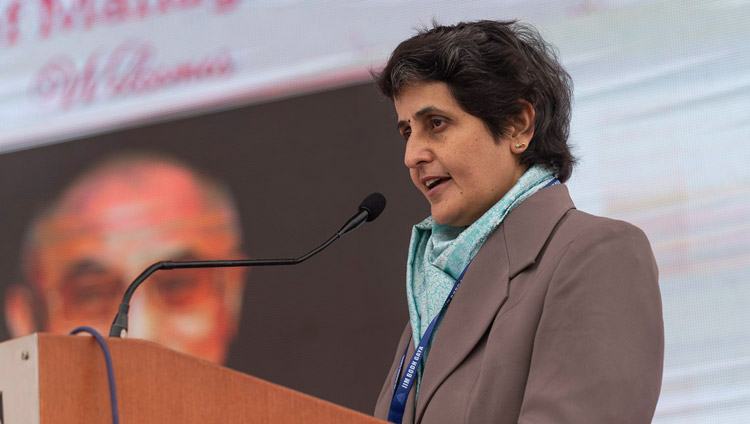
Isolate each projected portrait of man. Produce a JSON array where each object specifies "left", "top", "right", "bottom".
[{"left": 4, "top": 154, "right": 247, "bottom": 364}]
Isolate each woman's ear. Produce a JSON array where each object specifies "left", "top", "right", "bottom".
[
  {"left": 4, "top": 284, "right": 39, "bottom": 337},
  {"left": 509, "top": 100, "right": 535, "bottom": 150}
]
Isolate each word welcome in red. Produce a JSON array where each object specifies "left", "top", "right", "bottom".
[{"left": 32, "top": 40, "right": 234, "bottom": 108}]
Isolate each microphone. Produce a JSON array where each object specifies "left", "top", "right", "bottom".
[
  {"left": 108, "top": 193, "right": 387, "bottom": 338},
  {"left": 337, "top": 192, "right": 386, "bottom": 236}
]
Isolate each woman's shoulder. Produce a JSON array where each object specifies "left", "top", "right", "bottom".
[
  {"left": 541, "top": 209, "right": 658, "bottom": 283},
  {"left": 557, "top": 208, "right": 652, "bottom": 250},
  {"left": 522, "top": 183, "right": 650, "bottom": 242},
  {"left": 502, "top": 184, "right": 655, "bottom": 273}
]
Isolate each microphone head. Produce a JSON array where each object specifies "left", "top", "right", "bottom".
[{"left": 359, "top": 192, "right": 387, "bottom": 222}]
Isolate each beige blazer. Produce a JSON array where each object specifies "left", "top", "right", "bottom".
[{"left": 374, "top": 185, "right": 663, "bottom": 424}]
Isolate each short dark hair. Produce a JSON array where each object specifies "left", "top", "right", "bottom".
[{"left": 373, "top": 20, "right": 575, "bottom": 182}]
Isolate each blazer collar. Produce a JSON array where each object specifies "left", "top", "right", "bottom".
[
  {"left": 503, "top": 184, "right": 576, "bottom": 278},
  {"left": 413, "top": 184, "right": 575, "bottom": 423}
]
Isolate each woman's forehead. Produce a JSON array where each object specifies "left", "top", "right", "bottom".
[{"left": 394, "top": 82, "right": 462, "bottom": 117}]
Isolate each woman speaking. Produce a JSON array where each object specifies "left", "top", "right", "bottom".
[{"left": 372, "top": 21, "right": 664, "bottom": 424}]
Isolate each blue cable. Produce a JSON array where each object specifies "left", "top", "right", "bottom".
[{"left": 70, "top": 326, "right": 120, "bottom": 424}]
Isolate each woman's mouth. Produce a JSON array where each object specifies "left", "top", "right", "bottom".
[{"left": 423, "top": 176, "right": 451, "bottom": 193}]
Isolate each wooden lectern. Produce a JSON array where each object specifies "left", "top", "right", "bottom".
[{"left": 0, "top": 333, "right": 386, "bottom": 423}]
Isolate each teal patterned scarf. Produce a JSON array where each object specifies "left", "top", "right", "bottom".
[{"left": 406, "top": 165, "right": 555, "bottom": 397}]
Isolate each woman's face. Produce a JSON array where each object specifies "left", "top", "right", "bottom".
[{"left": 394, "top": 81, "right": 531, "bottom": 227}]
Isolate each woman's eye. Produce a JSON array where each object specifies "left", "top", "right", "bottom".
[
  {"left": 431, "top": 118, "right": 446, "bottom": 129},
  {"left": 402, "top": 128, "right": 411, "bottom": 140}
]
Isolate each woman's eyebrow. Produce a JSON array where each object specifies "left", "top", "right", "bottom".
[{"left": 396, "top": 106, "right": 444, "bottom": 130}]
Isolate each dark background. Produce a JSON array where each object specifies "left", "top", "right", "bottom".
[{"left": 0, "top": 81, "right": 429, "bottom": 413}]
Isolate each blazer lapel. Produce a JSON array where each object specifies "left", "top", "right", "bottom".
[
  {"left": 413, "top": 184, "right": 576, "bottom": 423},
  {"left": 414, "top": 225, "right": 511, "bottom": 422},
  {"left": 502, "top": 184, "right": 576, "bottom": 279}
]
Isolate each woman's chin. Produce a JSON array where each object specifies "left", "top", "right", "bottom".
[{"left": 431, "top": 210, "right": 466, "bottom": 227}]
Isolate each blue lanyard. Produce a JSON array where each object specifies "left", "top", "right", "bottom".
[
  {"left": 544, "top": 178, "right": 560, "bottom": 188},
  {"left": 387, "top": 263, "right": 471, "bottom": 424}
]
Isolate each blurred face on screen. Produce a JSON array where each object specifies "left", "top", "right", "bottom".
[{"left": 4, "top": 157, "right": 247, "bottom": 364}]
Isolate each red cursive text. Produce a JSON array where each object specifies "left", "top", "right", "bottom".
[{"left": 32, "top": 40, "right": 234, "bottom": 108}]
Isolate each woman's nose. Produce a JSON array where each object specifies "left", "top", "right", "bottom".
[{"left": 404, "top": 134, "right": 432, "bottom": 169}]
